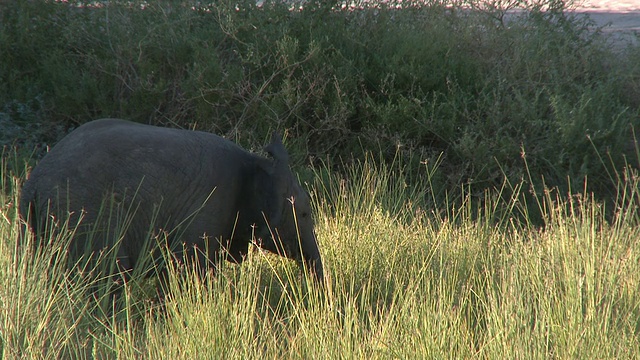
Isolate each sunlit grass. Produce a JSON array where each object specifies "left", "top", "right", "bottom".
[{"left": 1, "top": 151, "right": 639, "bottom": 359}]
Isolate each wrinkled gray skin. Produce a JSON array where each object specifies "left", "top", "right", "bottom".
[{"left": 20, "top": 119, "right": 323, "bottom": 282}]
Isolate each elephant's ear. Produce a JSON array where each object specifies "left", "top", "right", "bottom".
[
  {"left": 259, "top": 132, "right": 291, "bottom": 228},
  {"left": 264, "top": 132, "right": 289, "bottom": 165}
]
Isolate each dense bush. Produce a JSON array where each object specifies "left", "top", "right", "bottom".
[{"left": 1, "top": 0, "right": 638, "bottom": 213}]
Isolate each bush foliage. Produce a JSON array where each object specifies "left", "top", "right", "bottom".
[{"left": 1, "top": 0, "right": 638, "bottom": 208}]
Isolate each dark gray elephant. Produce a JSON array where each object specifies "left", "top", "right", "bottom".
[{"left": 20, "top": 118, "right": 323, "bottom": 282}]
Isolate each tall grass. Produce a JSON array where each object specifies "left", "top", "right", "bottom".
[{"left": 1, "top": 151, "right": 639, "bottom": 358}]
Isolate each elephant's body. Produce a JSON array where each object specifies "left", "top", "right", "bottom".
[{"left": 20, "top": 119, "right": 323, "bottom": 280}]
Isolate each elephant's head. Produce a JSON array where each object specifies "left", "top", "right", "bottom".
[{"left": 257, "top": 133, "right": 324, "bottom": 282}]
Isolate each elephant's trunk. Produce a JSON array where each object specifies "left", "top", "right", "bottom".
[
  {"left": 304, "top": 256, "right": 324, "bottom": 282},
  {"left": 301, "top": 233, "right": 324, "bottom": 282}
]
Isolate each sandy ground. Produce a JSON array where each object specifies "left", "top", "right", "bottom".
[
  {"left": 576, "top": 0, "right": 640, "bottom": 12},
  {"left": 571, "top": 1, "right": 640, "bottom": 47}
]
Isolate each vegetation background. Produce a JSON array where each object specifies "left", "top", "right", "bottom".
[
  {"left": 1, "top": 0, "right": 639, "bottom": 358},
  {"left": 2, "top": 0, "right": 639, "bottom": 203}
]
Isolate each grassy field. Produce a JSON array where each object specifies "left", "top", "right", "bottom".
[
  {"left": 1, "top": 154, "right": 639, "bottom": 359},
  {"left": 1, "top": 0, "right": 640, "bottom": 357}
]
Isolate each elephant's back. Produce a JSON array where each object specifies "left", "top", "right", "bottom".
[
  {"left": 31, "top": 118, "right": 251, "bottom": 173},
  {"left": 20, "top": 119, "right": 255, "bottom": 218},
  {"left": 51, "top": 118, "right": 245, "bottom": 156}
]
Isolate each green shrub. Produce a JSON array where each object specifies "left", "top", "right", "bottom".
[{"left": 1, "top": 0, "right": 638, "bottom": 215}]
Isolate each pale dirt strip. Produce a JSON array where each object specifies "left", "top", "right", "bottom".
[
  {"left": 576, "top": 0, "right": 640, "bottom": 12},
  {"left": 570, "top": 0, "right": 640, "bottom": 47}
]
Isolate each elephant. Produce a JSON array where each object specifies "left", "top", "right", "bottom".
[{"left": 19, "top": 118, "right": 323, "bottom": 284}]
